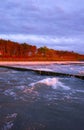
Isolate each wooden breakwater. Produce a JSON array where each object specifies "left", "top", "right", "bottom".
[{"left": 0, "top": 65, "right": 84, "bottom": 80}]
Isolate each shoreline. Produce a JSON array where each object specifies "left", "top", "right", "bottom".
[{"left": 0, "top": 61, "right": 84, "bottom": 65}]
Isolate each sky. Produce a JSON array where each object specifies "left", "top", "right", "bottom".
[{"left": 0, "top": 0, "right": 84, "bottom": 54}]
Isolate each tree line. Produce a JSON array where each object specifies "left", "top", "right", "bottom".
[{"left": 0, "top": 39, "right": 84, "bottom": 61}]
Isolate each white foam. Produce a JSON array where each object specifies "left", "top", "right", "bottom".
[
  {"left": 29, "top": 78, "right": 70, "bottom": 90},
  {"left": 3, "top": 89, "right": 18, "bottom": 101},
  {"left": 4, "top": 89, "right": 16, "bottom": 97},
  {"left": 6, "top": 113, "right": 17, "bottom": 119},
  {"left": 2, "top": 113, "right": 17, "bottom": 130},
  {"left": 3, "top": 121, "right": 13, "bottom": 130},
  {"left": 17, "top": 85, "right": 26, "bottom": 90},
  {"left": 35, "top": 68, "right": 52, "bottom": 71}
]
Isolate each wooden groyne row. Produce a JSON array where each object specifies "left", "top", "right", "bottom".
[{"left": 0, "top": 65, "right": 84, "bottom": 80}]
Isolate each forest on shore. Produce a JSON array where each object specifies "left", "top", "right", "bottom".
[{"left": 0, "top": 39, "right": 84, "bottom": 61}]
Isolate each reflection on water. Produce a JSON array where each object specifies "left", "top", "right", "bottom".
[{"left": 0, "top": 64, "right": 84, "bottom": 130}]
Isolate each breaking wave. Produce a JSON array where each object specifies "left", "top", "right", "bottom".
[
  {"left": 3, "top": 78, "right": 70, "bottom": 102},
  {"left": 29, "top": 77, "right": 70, "bottom": 90}
]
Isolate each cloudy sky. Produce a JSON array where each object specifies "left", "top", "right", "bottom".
[{"left": 0, "top": 0, "right": 84, "bottom": 54}]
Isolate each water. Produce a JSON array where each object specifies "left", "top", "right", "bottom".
[
  {"left": 0, "top": 63, "right": 84, "bottom": 130},
  {"left": 13, "top": 62, "right": 84, "bottom": 75}
]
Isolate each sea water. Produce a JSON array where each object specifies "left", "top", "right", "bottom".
[{"left": 0, "top": 63, "right": 84, "bottom": 130}]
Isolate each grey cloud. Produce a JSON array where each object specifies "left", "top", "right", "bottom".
[
  {"left": 0, "top": 0, "right": 84, "bottom": 53},
  {"left": 0, "top": 0, "right": 84, "bottom": 36}
]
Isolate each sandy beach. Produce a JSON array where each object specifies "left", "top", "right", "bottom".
[{"left": 0, "top": 61, "right": 84, "bottom": 65}]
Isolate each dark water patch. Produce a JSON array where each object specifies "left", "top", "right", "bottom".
[{"left": 1, "top": 100, "right": 84, "bottom": 130}]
